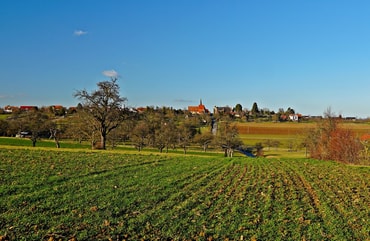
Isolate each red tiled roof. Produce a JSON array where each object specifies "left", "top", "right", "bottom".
[{"left": 360, "top": 134, "right": 370, "bottom": 141}]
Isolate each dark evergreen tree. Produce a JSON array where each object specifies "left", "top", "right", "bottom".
[{"left": 251, "top": 102, "right": 259, "bottom": 114}]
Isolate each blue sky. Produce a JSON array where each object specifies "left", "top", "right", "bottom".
[{"left": 1, "top": 1, "right": 370, "bottom": 117}]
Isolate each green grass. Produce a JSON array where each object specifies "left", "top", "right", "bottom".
[
  {"left": 239, "top": 133, "right": 304, "bottom": 146},
  {"left": 0, "top": 137, "right": 91, "bottom": 149},
  {"left": 0, "top": 149, "right": 369, "bottom": 240},
  {"left": 0, "top": 114, "right": 10, "bottom": 120},
  {"left": 0, "top": 137, "right": 232, "bottom": 157}
]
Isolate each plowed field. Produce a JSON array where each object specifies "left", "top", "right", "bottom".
[{"left": 237, "top": 122, "right": 370, "bottom": 136}]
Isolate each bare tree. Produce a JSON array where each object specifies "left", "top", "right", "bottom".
[
  {"left": 194, "top": 131, "right": 214, "bottom": 152},
  {"left": 23, "top": 110, "right": 50, "bottom": 147},
  {"left": 74, "top": 77, "right": 127, "bottom": 150},
  {"left": 49, "top": 122, "right": 64, "bottom": 148},
  {"left": 65, "top": 111, "right": 92, "bottom": 144},
  {"left": 155, "top": 121, "right": 177, "bottom": 153},
  {"left": 177, "top": 121, "right": 196, "bottom": 154},
  {"left": 217, "top": 121, "right": 242, "bottom": 157},
  {"left": 131, "top": 121, "right": 150, "bottom": 151},
  {"left": 0, "top": 119, "right": 9, "bottom": 136}
]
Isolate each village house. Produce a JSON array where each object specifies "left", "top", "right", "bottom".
[
  {"left": 213, "top": 106, "right": 232, "bottom": 115},
  {"left": 51, "top": 105, "right": 64, "bottom": 111},
  {"left": 289, "top": 114, "right": 302, "bottom": 122},
  {"left": 4, "top": 105, "right": 18, "bottom": 113},
  {"left": 19, "top": 106, "right": 38, "bottom": 111}
]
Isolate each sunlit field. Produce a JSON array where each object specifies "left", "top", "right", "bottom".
[
  {"left": 0, "top": 114, "right": 10, "bottom": 120},
  {"left": 236, "top": 121, "right": 370, "bottom": 156},
  {"left": 237, "top": 121, "right": 370, "bottom": 136},
  {"left": 0, "top": 149, "right": 369, "bottom": 240}
]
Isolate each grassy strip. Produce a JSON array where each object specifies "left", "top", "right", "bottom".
[{"left": 0, "top": 137, "right": 91, "bottom": 149}]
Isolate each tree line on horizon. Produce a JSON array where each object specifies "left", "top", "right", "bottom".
[
  {"left": 0, "top": 78, "right": 368, "bottom": 164},
  {"left": 1, "top": 98, "right": 303, "bottom": 122}
]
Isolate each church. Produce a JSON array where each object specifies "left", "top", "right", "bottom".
[{"left": 188, "top": 99, "right": 209, "bottom": 114}]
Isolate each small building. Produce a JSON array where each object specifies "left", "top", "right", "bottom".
[
  {"left": 51, "top": 105, "right": 64, "bottom": 110},
  {"left": 213, "top": 106, "right": 232, "bottom": 115},
  {"left": 67, "top": 107, "right": 77, "bottom": 114},
  {"left": 136, "top": 107, "right": 147, "bottom": 113},
  {"left": 289, "top": 114, "right": 302, "bottom": 122},
  {"left": 4, "top": 105, "right": 18, "bottom": 113},
  {"left": 20, "top": 106, "right": 38, "bottom": 111}
]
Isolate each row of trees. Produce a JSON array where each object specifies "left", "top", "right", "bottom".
[
  {"left": 0, "top": 78, "right": 247, "bottom": 156},
  {"left": 65, "top": 105, "right": 247, "bottom": 156},
  {"left": 0, "top": 110, "right": 61, "bottom": 147},
  {"left": 0, "top": 78, "right": 367, "bottom": 163},
  {"left": 0, "top": 104, "right": 245, "bottom": 156}
]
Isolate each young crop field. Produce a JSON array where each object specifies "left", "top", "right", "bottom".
[{"left": 0, "top": 149, "right": 369, "bottom": 240}]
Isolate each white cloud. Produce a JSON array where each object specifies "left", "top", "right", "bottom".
[
  {"left": 74, "top": 30, "right": 88, "bottom": 36},
  {"left": 102, "top": 70, "right": 119, "bottom": 78}
]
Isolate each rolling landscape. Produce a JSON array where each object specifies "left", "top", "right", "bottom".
[
  {"left": 2, "top": 1, "right": 370, "bottom": 240},
  {"left": 0, "top": 115, "right": 369, "bottom": 240},
  {"left": 1, "top": 79, "right": 370, "bottom": 240}
]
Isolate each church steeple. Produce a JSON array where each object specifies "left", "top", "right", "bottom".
[{"left": 188, "top": 98, "right": 208, "bottom": 114}]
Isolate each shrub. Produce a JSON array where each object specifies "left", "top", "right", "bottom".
[
  {"left": 307, "top": 111, "right": 362, "bottom": 164},
  {"left": 328, "top": 128, "right": 362, "bottom": 164}
]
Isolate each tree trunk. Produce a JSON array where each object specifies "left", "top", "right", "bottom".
[
  {"left": 55, "top": 138, "right": 60, "bottom": 148},
  {"left": 101, "top": 133, "right": 106, "bottom": 150},
  {"left": 225, "top": 148, "right": 233, "bottom": 157},
  {"left": 50, "top": 129, "right": 60, "bottom": 148}
]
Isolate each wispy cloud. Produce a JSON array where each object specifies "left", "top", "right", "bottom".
[
  {"left": 174, "top": 99, "right": 193, "bottom": 103},
  {"left": 0, "top": 94, "right": 17, "bottom": 99},
  {"left": 102, "top": 70, "right": 119, "bottom": 78},
  {"left": 0, "top": 93, "right": 26, "bottom": 100},
  {"left": 74, "top": 30, "right": 88, "bottom": 36}
]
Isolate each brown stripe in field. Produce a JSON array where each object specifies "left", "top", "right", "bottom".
[
  {"left": 237, "top": 124, "right": 309, "bottom": 135},
  {"left": 236, "top": 122, "right": 370, "bottom": 136}
]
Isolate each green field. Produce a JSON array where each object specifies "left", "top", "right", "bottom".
[
  {"left": 0, "top": 115, "right": 9, "bottom": 120},
  {"left": 1, "top": 149, "right": 369, "bottom": 240},
  {"left": 237, "top": 121, "right": 370, "bottom": 145},
  {"left": 236, "top": 121, "right": 370, "bottom": 159}
]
